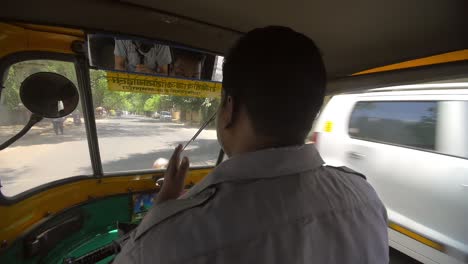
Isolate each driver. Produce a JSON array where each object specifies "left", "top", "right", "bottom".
[
  {"left": 114, "top": 39, "right": 172, "bottom": 75},
  {"left": 170, "top": 48, "right": 206, "bottom": 79},
  {"left": 114, "top": 26, "right": 388, "bottom": 264}
]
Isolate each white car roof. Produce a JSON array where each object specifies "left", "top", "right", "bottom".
[{"left": 345, "top": 83, "right": 468, "bottom": 97}]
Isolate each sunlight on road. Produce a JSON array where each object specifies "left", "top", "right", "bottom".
[{"left": 0, "top": 116, "right": 220, "bottom": 196}]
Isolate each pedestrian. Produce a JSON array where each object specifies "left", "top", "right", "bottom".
[
  {"left": 73, "top": 110, "right": 81, "bottom": 125},
  {"left": 52, "top": 117, "right": 64, "bottom": 135}
]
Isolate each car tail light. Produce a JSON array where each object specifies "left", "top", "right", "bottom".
[{"left": 310, "top": 132, "right": 319, "bottom": 144}]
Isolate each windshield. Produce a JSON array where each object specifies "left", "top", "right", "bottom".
[
  {"left": 91, "top": 68, "right": 222, "bottom": 173},
  {"left": 0, "top": 33, "right": 225, "bottom": 196}
]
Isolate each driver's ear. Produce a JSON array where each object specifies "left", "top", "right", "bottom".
[{"left": 222, "top": 95, "right": 234, "bottom": 129}]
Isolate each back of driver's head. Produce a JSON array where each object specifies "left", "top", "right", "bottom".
[{"left": 223, "top": 26, "right": 326, "bottom": 144}]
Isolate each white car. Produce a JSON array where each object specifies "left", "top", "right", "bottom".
[
  {"left": 152, "top": 111, "right": 160, "bottom": 119},
  {"left": 312, "top": 83, "right": 468, "bottom": 264},
  {"left": 160, "top": 111, "right": 172, "bottom": 122}
]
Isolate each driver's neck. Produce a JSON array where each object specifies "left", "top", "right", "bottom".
[{"left": 228, "top": 135, "right": 299, "bottom": 158}]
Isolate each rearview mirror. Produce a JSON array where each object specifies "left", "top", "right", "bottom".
[
  {"left": 87, "top": 34, "right": 223, "bottom": 82},
  {"left": 20, "top": 72, "right": 79, "bottom": 118}
]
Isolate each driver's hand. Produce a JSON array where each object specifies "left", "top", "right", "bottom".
[
  {"left": 156, "top": 145, "right": 189, "bottom": 204},
  {"left": 135, "top": 64, "right": 153, "bottom": 74}
]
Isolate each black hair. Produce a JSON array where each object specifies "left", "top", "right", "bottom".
[
  {"left": 171, "top": 48, "right": 206, "bottom": 65},
  {"left": 222, "top": 26, "right": 326, "bottom": 144}
]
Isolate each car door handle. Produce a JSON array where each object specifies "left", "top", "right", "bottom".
[
  {"left": 462, "top": 184, "right": 468, "bottom": 188},
  {"left": 348, "top": 152, "right": 365, "bottom": 160}
]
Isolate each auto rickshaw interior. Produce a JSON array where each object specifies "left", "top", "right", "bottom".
[
  {"left": 0, "top": 24, "right": 225, "bottom": 263},
  {"left": 0, "top": 0, "right": 467, "bottom": 263}
]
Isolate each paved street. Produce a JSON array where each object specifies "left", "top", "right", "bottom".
[{"left": 0, "top": 115, "right": 218, "bottom": 196}]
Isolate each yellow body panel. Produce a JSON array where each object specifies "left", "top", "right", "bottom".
[
  {"left": 0, "top": 23, "right": 84, "bottom": 59},
  {"left": 354, "top": 49, "right": 468, "bottom": 75},
  {"left": 107, "top": 71, "right": 222, "bottom": 98},
  {"left": 389, "top": 222, "right": 444, "bottom": 252}
]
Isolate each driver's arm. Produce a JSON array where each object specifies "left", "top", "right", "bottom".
[
  {"left": 158, "top": 64, "right": 169, "bottom": 75},
  {"left": 114, "top": 40, "right": 127, "bottom": 71},
  {"left": 115, "top": 56, "right": 126, "bottom": 71},
  {"left": 156, "top": 45, "right": 172, "bottom": 75}
]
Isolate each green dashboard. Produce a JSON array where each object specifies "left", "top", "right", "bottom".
[{"left": 0, "top": 194, "right": 147, "bottom": 264}]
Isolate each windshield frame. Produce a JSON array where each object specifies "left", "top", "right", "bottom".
[
  {"left": 0, "top": 51, "right": 99, "bottom": 202},
  {"left": 0, "top": 49, "right": 222, "bottom": 203}
]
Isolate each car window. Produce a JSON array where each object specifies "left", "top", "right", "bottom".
[
  {"left": 349, "top": 101, "right": 437, "bottom": 150},
  {"left": 437, "top": 100, "right": 468, "bottom": 159},
  {"left": 0, "top": 60, "right": 92, "bottom": 196}
]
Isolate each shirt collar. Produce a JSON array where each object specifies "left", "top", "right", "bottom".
[{"left": 183, "top": 144, "right": 324, "bottom": 198}]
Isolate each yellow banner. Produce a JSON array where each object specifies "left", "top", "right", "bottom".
[{"left": 106, "top": 71, "right": 222, "bottom": 98}]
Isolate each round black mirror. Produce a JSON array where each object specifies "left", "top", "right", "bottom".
[{"left": 20, "top": 72, "right": 79, "bottom": 118}]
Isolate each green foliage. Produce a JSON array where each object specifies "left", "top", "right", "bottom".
[
  {"left": 2, "top": 67, "right": 21, "bottom": 110},
  {"left": 201, "top": 98, "right": 220, "bottom": 122},
  {"left": 102, "top": 89, "right": 129, "bottom": 111},
  {"left": 158, "top": 95, "right": 174, "bottom": 111},
  {"left": 1, "top": 60, "right": 78, "bottom": 111},
  {"left": 126, "top": 93, "right": 152, "bottom": 114},
  {"left": 90, "top": 70, "right": 132, "bottom": 112},
  {"left": 1, "top": 62, "right": 219, "bottom": 122},
  {"left": 153, "top": 96, "right": 217, "bottom": 123},
  {"left": 44, "top": 60, "right": 78, "bottom": 85},
  {"left": 90, "top": 70, "right": 157, "bottom": 114},
  {"left": 143, "top": 95, "right": 161, "bottom": 112},
  {"left": 90, "top": 70, "right": 108, "bottom": 108}
]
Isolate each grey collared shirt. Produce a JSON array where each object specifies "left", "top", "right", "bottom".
[
  {"left": 114, "top": 40, "right": 172, "bottom": 72},
  {"left": 114, "top": 144, "right": 389, "bottom": 264}
]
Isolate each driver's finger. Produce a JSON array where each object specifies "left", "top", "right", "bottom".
[
  {"left": 177, "top": 157, "right": 189, "bottom": 181},
  {"left": 167, "top": 144, "right": 182, "bottom": 177},
  {"left": 168, "top": 144, "right": 181, "bottom": 166}
]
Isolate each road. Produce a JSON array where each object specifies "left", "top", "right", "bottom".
[{"left": 0, "top": 115, "right": 218, "bottom": 196}]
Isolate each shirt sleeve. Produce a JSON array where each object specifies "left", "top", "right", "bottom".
[
  {"left": 156, "top": 45, "right": 172, "bottom": 66},
  {"left": 114, "top": 40, "right": 127, "bottom": 57}
]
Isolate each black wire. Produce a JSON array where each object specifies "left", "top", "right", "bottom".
[
  {"left": 182, "top": 110, "right": 217, "bottom": 151},
  {"left": 0, "top": 114, "right": 43, "bottom": 151},
  {"left": 216, "top": 149, "right": 225, "bottom": 165}
]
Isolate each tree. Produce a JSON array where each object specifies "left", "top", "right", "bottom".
[
  {"left": 1, "top": 61, "right": 220, "bottom": 121},
  {"left": 125, "top": 93, "right": 151, "bottom": 114},
  {"left": 201, "top": 98, "right": 219, "bottom": 126},
  {"left": 44, "top": 60, "right": 77, "bottom": 85},
  {"left": 102, "top": 90, "right": 129, "bottom": 111},
  {"left": 90, "top": 70, "right": 108, "bottom": 108},
  {"left": 158, "top": 95, "right": 174, "bottom": 111},
  {"left": 144, "top": 95, "right": 161, "bottom": 112},
  {"left": 2, "top": 67, "right": 21, "bottom": 110},
  {"left": 2, "top": 60, "right": 78, "bottom": 111},
  {"left": 90, "top": 70, "right": 135, "bottom": 113},
  {"left": 159, "top": 95, "right": 219, "bottom": 124}
]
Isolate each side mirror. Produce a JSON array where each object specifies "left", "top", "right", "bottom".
[
  {"left": 20, "top": 72, "right": 79, "bottom": 118},
  {"left": 0, "top": 72, "right": 79, "bottom": 150}
]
